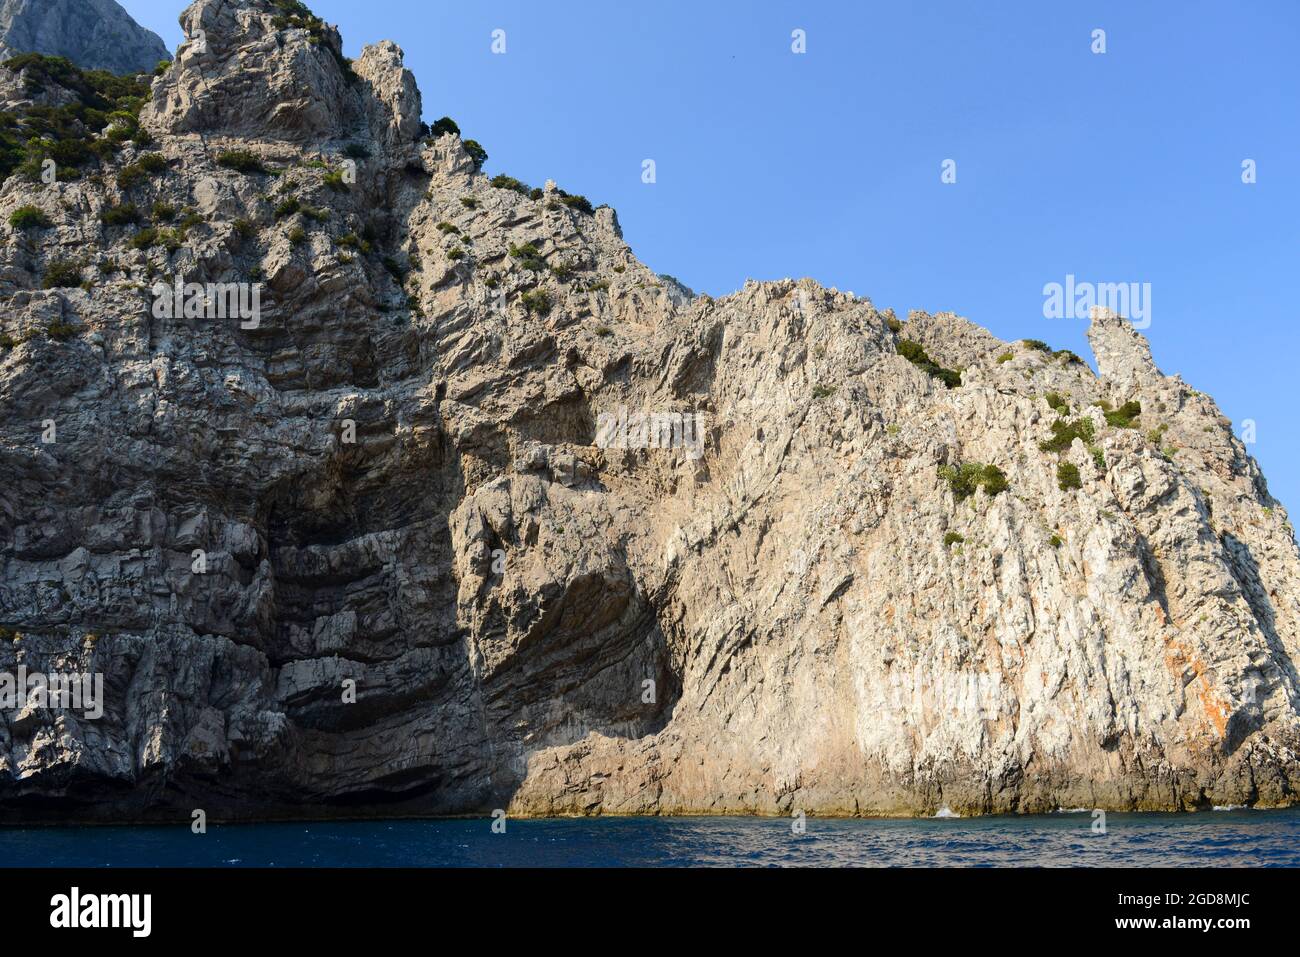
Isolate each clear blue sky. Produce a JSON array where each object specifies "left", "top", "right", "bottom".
[{"left": 122, "top": 0, "right": 1300, "bottom": 513}]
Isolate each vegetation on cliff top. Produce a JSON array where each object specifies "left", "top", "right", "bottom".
[{"left": 0, "top": 53, "right": 153, "bottom": 184}]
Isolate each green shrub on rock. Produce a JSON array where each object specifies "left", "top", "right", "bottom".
[
  {"left": 898, "top": 338, "right": 961, "bottom": 388},
  {"left": 1057, "top": 462, "right": 1082, "bottom": 491},
  {"left": 521, "top": 289, "right": 552, "bottom": 315},
  {"left": 429, "top": 116, "right": 460, "bottom": 137},
  {"left": 116, "top": 152, "right": 168, "bottom": 188},
  {"left": 939, "top": 462, "right": 1009, "bottom": 502},
  {"left": 1039, "top": 416, "right": 1095, "bottom": 453},
  {"left": 462, "top": 139, "right": 487, "bottom": 168},
  {"left": 1104, "top": 400, "right": 1141, "bottom": 429},
  {"left": 41, "top": 259, "right": 82, "bottom": 288},
  {"left": 9, "top": 205, "right": 51, "bottom": 229}
]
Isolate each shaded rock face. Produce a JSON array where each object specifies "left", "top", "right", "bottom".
[
  {"left": 0, "top": 0, "right": 170, "bottom": 75},
  {"left": 1, "top": 0, "right": 1299, "bottom": 822}
]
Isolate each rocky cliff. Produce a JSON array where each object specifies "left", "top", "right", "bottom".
[
  {"left": 0, "top": 0, "right": 170, "bottom": 76},
  {"left": 1, "top": 0, "right": 1298, "bottom": 822}
]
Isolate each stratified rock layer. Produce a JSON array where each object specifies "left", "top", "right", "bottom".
[{"left": 1, "top": 0, "right": 1298, "bottom": 821}]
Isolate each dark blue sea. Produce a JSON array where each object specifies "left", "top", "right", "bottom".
[{"left": 3, "top": 809, "right": 1298, "bottom": 867}]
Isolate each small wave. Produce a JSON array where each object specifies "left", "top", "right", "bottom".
[
  {"left": 1054, "top": 807, "right": 1091, "bottom": 814},
  {"left": 1212, "top": 804, "right": 1246, "bottom": 811},
  {"left": 934, "top": 806, "right": 961, "bottom": 818}
]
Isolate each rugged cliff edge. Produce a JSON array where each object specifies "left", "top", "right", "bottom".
[{"left": 1, "top": 0, "right": 1298, "bottom": 822}]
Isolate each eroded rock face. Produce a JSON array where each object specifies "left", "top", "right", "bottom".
[
  {"left": 1, "top": 0, "right": 1298, "bottom": 821},
  {"left": 0, "top": 0, "right": 170, "bottom": 75}
]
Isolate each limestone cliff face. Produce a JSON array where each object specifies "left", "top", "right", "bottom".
[
  {"left": 1, "top": 0, "right": 1298, "bottom": 821},
  {"left": 0, "top": 0, "right": 170, "bottom": 75}
]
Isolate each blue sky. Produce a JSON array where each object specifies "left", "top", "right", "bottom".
[{"left": 122, "top": 0, "right": 1300, "bottom": 512}]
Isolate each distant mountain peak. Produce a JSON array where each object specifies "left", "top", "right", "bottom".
[{"left": 0, "top": 0, "right": 170, "bottom": 75}]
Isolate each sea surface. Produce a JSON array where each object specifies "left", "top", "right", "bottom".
[{"left": 3, "top": 808, "right": 1299, "bottom": 867}]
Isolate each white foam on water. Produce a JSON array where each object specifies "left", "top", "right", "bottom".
[{"left": 934, "top": 806, "right": 961, "bottom": 818}]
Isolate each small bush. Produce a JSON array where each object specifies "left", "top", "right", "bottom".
[
  {"left": 216, "top": 150, "right": 267, "bottom": 174},
  {"left": 129, "top": 227, "right": 157, "bottom": 249},
  {"left": 430, "top": 116, "right": 460, "bottom": 137},
  {"left": 288, "top": 226, "right": 306, "bottom": 245},
  {"left": 460, "top": 196, "right": 479, "bottom": 210},
  {"left": 1039, "top": 416, "right": 1095, "bottom": 453},
  {"left": 447, "top": 247, "right": 465, "bottom": 261},
  {"left": 521, "top": 289, "right": 552, "bottom": 315},
  {"left": 232, "top": 218, "right": 257, "bottom": 238},
  {"left": 41, "top": 259, "right": 82, "bottom": 287},
  {"left": 154, "top": 60, "right": 172, "bottom": 76},
  {"left": 0, "top": 332, "right": 16, "bottom": 349},
  {"left": 323, "top": 169, "right": 348, "bottom": 191},
  {"left": 939, "top": 462, "right": 1009, "bottom": 502},
  {"left": 1021, "top": 338, "right": 1051, "bottom": 352},
  {"left": 898, "top": 339, "right": 961, "bottom": 388},
  {"left": 1056, "top": 349, "right": 1084, "bottom": 365},
  {"left": 274, "top": 197, "right": 301, "bottom": 219},
  {"left": 101, "top": 202, "right": 141, "bottom": 226},
  {"left": 339, "top": 233, "right": 372, "bottom": 254},
  {"left": 436, "top": 221, "right": 460, "bottom": 234},
  {"left": 491, "top": 173, "right": 530, "bottom": 195},
  {"left": 560, "top": 193, "right": 594, "bottom": 215},
  {"left": 151, "top": 201, "right": 175, "bottom": 222},
  {"left": 9, "top": 205, "right": 51, "bottom": 229},
  {"left": 1049, "top": 534, "right": 1063, "bottom": 548},
  {"left": 812, "top": 384, "right": 837, "bottom": 400},
  {"left": 462, "top": 139, "right": 487, "bottom": 167},
  {"left": 980, "top": 464, "right": 1010, "bottom": 496},
  {"left": 886, "top": 317, "right": 902, "bottom": 333},
  {"left": 1090, "top": 446, "right": 1107, "bottom": 471},
  {"left": 1104, "top": 400, "right": 1141, "bottom": 429},
  {"left": 996, "top": 351, "right": 1014, "bottom": 364},
  {"left": 1044, "top": 392, "right": 1069, "bottom": 414},
  {"left": 508, "top": 241, "right": 546, "bottom": 271},
  {"left": 116, "top": 152, "right": 168, "bottom": 188},
  {"left": 1057, "top": 462, "right": 1082, "bottom": 491},
  {"left": 47, "top": 319, "right": 80, "bottom": 340},
  {"left": 943, "top": 532, "right": 965, "bottom": 548}
]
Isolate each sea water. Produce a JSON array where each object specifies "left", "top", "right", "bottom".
[{"left": 2, "top": 808, "right": 1297, "bottom": 867}]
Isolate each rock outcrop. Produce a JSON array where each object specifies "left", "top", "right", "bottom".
[
  {"left": 0, "top": 0, "right": 170, "bottom": 76},
  {"left": 1, "top": 0, "right": 1298, "bottom": 822}
]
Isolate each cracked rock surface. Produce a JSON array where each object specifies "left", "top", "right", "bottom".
[{"left": 1, "top": 0, "right": 1298, "bottom": 821}]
